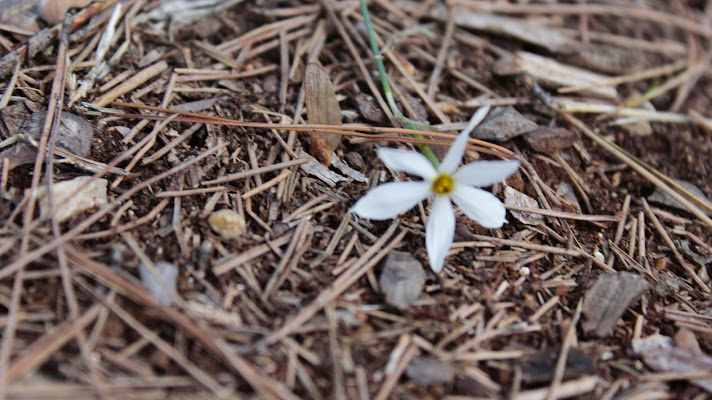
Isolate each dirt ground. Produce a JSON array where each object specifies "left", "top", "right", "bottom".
[{"left": 1, "top": 0, "right": 712, "bottom": 399}]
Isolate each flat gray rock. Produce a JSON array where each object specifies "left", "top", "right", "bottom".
[
  {"left": 139, "top": 261, "right": 179, "bottom": 307},
  {"left": 25, "top": 111, "right": 94, "bottom": 157},
  {"left": 406, "top": 358, "right": 456, "bottom": 385},
  {"left": 648, "top": 179, "right": 712, "bottom": 216},
  {"left": 379, "top": 251, "right": 426, "bottom": 310},
  {"left": 582, "top": 272, "right": 649, "bottom": 337},
  {"left": 472, "top": 106, "right": 538, "bottom": 141}
]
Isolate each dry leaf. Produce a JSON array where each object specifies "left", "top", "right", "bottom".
[
  {"left": 24, "top": 111, "right": 94, "bottom": 157},
  {"left": 504, "top": 186, "right": 544, "bottom": 225},
  {"left": 305, "top": 62, "right": 342, "bottom": 166}
]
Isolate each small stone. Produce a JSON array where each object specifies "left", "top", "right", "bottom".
[
  {"left": 37, "top": 176, "right": 108, "bottom": 223},
  {"left": 594, "top": 251, "right": 605, "bottom": 263},
  {"left": 0, "top": 103, "right": 29, "bottom": 136},
  {"left": 208, "top": 209, "right": 246, "bottom": 240},
  {"left": 139, "top": 261, "right": 179, "bottom": 307},
  {"left": 24, "top": 111, "right": 94, "bottom": 157},
  {"left": 345, "top": 151, "right": 364, "bottom": 170},
  {"left": 648, "top": 179, "right": 712, "bottom": 216},
  {"left": 525, "top": 126, "right": 579, "bottom": 152},
  {"left": 355, "top": 93, "right": 385, "bottom": 123},
  {"left": 379, "top": 251, "right": 426, "bottom": 310},
  {"left": 405, "top": 358, "right": 456, "bottom": 385},
  {"left": 472, "top": 106, "right": 538, "bottom": 141}
]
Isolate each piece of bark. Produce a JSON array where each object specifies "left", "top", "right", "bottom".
[
  {"left": 582, "top": 272, "right": 649, "bottom": 337},
  {"left": 0, "top": 103, "right": 29, "bottom": 136},
  {"left": 36, "top": 176, "right": 108, "bottom": 223},
  {"left": 518, "top": 347, "right": 594, "bottom": 384}
]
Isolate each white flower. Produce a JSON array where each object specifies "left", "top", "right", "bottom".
[{"left": 350, "top": 107, "right": 520, "bottom": 273}]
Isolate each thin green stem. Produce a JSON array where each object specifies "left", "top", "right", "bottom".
[{"left": 358, "top": 0, "right": 440, "bottom": 168}]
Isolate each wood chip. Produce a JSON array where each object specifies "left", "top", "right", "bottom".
[{"left": 92, "top": 61, "right": 169, "bottom": 107}]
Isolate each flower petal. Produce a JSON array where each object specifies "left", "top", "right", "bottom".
[
  {"left": 426, "top": 196, "right": 455, "bottom": 273},
  {"left": 454, "top": 160, "right": 520, "bottom": 187},
  {"left": 350, "top": 181, "right": 430, "bottom": 220},
  {"left": 439, "top": 106, "right": 490, "bottom": 174},
  {"left": 439, "top": 130, "right": 469, "bottom": 175},
  {"left": 460, "top": 104, "right": 491, "bottom": 137},
  {"left": 377, "top": 148, "right": 437, "bottom": 179},
  {"left": 451, "top": 185, "right": 507, "bottom": 228}
]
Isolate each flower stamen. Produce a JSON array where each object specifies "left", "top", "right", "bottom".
[{"left": 432, "top": 174, "right": 455, "bottom": 195}]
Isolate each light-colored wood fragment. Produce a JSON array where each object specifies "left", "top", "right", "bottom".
[{"left": 92, "top": 61, "right": 168, "bottom": 107}]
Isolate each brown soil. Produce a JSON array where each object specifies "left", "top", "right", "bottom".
[{"left": 1, "top": 1, "right": 711, "bottom": 399}]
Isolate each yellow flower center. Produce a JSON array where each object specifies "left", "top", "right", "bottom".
[{"left": 432, "top": 174, "right": 455, "bottom": 195}]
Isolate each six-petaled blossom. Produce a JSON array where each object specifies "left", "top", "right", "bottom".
[{"left": 350, "top": 108, "right": 520, "bottom": 273}]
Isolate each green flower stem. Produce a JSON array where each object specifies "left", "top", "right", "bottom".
[{"left": 358, "top": 0, "right": 440, "bottom": 169}]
